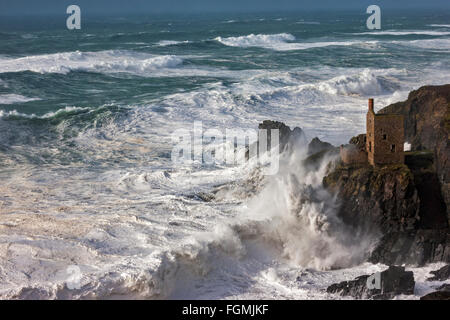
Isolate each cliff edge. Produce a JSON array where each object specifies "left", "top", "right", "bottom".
[{"left": 323, "top": 84, "right": 450, "bottom": 266}]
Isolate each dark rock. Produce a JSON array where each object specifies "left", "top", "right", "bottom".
[
  {"left": 323, "top": 164, "right": 419, "bottom": 234},
  {"left": 427, "top": 264, "right": 450, "bottom": 281},
  {"left": 369, "top": 229, "right": 450, "bottom": 266},
  {"left": 378, "top": 84, "right": 450, "bottom": 225},
  {"left": 307, "top": 137, "right": 334, "bottom": 155},
  {"left": 327, "top": 266, "right": 415, "bottom": 299},
  {"left": 420, "top": 282, "right": 450, "bottom": 300},
  {"left": 302, "top": 147, "right": 340, "bottom": 171},
  {"left": 420, "top": 291, "right": 450, "bottom": 300},
  {"left": 258, "top": 120, "right": 307, "bottom": 153},
  {"left": 323, "top": 85, "right": 450, "bottom": 266},
  {"left": 437, "top": 283, "right": 450, "bottom": 291}
]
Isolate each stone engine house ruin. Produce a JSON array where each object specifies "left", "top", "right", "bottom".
[{"left": 340, "top": 98, "right": 404, "bottom": 166}]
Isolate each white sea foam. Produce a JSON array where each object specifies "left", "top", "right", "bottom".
[
  {"left": 354, "top": 30, "right": 450, "bottom": 36},
  {"left": 0, "top": 94, "right": 41, "bottom": 104},
  {"left": 392, "top": 38, "right": 450, "bottom": 50},
  {"left": 0, "top": 50, "right": 183, "bottom": 75},
  {"left": 0, "top": 50, "right": 255, "bottom": 79},
  {"left": 215, "top": 33, "right": 296, "bottom": 48},
  {"left": 427, "top": 24, "right": 450, "bottom": 28},
  {"left": 1, "top": 54, "right": 449, "bottom": 299},
  {"left": 0, "top": 106, "right": 88, "bottom": 119},
  {"left": 157, "top": 40, "right": 191, "bottom": 47},
  {"left": 215, "top": 33, "right": 377, "bottom": 51}
]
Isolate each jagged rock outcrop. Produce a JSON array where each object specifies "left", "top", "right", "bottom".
[
  {"left": 378, "top": 84, "right": 450, "bottom": 224},
  {"left": 323, "top": 164, "right": 419, "bottom": 234},
  {"left": 369, "top": 229, "right": 450, "bottom": 265},
  {"left": 307, "top": 137, "right": 334, "bottom": 155},
  {"left": 246, "top": 120, "right": 307, "bottom": 159},
  {"left": 323, "top": 85, "right": 450, "bottom": 266},
  {"left": 258, "top": 120, "right": 307, "bottom": 152},
  {"left": 420, "top": 291, "right": 450, "bottom": 300},
  {"left": 427, "top": 264, "right": 450, "bottom": 281},
  {"left": 327, "top": 266, "right": 415, "bottom": 299}
]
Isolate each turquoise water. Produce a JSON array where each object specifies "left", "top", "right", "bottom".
[
  {"left": 0, "top": 10, "right": 449, "bottom": 299},
  {"left": 1, "top": 11, "right": 449, "bottom": 165}
]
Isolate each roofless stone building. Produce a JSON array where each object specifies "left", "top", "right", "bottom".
[{"left": 340, "top": 98, "right": 404, "bottom": 166}]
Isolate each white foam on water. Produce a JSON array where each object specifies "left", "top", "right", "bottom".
[
  {"left": 427, "top": 24, "right": 450, "bottom": 28},
  {"left": 0, "top": 50, "right": 182, "bottom": 75},
  {"left": 354, "top": 30, "right": 450, "bottom": 36},
  {"left": 0, "top": 94, "right": 41, "bottom": 104},
  {"left": 391, "top": 38, "right": 450, "bottom": 50},
  {"left": 157, "top": 40, "right": 191, "bottom": 46},
  {"left": 0, "top": 50, "right": 250, "bottom": 79},
  {"left": 214, "top": 33, "right": 377, "bottom": 51},
  {"left": 0, "top": 106, "right": 88, "bottom": 119},
  {"left": 0, "top": 56, "right": 449, "bottom": 299}
]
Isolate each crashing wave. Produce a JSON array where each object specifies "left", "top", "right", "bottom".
[
  {"left": 214, "top": 33, "right": 377, "bottom": 51},
  {"left": 0, "top": 50, "right": 184, "bottom": 75}
]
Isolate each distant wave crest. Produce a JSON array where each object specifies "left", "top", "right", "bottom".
[
  {"left": 354, "top": 30, "right": 450, "bottom": 36},
  {"left": 0, "top": 94, "right": 41, "bottom": 105},
  {"left": 0, "top": 50, "right": 184, "bottom": 75},
  {"left": 215, "top": 33, "right": 377, "bottom": 51}
]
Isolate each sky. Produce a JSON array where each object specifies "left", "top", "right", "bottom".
[{"left": 0, "top": 0, "right": 449, "bottom": 16}]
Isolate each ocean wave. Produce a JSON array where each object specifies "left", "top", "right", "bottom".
[
  {"left": 0, "top": 50, "right": 251, "bottom": 79},
  {"left": 391, "top": 38, "right": 450, "bottom": 50},
  {"left": 427, "top": 24, "right": 450, "bottom": 28},
  {"left": 0, "top": 94, "right": 41, "bottom": 104},
  {"left": 157, "top": 40, "right": 191, "bottom": 47},
  {"left": 0, "top": 106, "right": 89, "bottom": 119},
  {"left": 314, "top": 68, "right": 401, "bottom": 96},
  {"left": 215, "top": 33, "right": 296, "bottom": 48},
  {"left": 354, "top": 30, "right": 450, "bottom": 36},
  {"left": 248, "top": 68, "right": 402, "bottom": 107},
  {"left": 0, "top": 50, "right": 184, "bottom": 76},
  {"left": 214, "top": 33, "right": 377, "bottom": 51},
  {"left": 0, "top": 79, "right": 8, "bottom": 88}
]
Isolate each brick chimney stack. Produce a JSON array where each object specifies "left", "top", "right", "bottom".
[{"left": 368, "top": 98, "right": 374, "bottom": 113}]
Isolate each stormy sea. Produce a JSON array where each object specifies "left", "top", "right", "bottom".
[{"left": 0, "top": 10, "right": 449, "bottom": 299}]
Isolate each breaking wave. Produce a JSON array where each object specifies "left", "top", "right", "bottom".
[
  {"left": 427, "top": 24, "right": 450, "bottom": 28},
  {"left": 0, "top": 50, "right": 184, "bottom": 76},
  {"left": 354, "top": 30, "right": 450, "bottom": 36},
  {"left": 0, "top": 106, "right": 89, "bottom": 119},
  {"left": 214, "top": 33, "right": 378, "bottom": 51},
  {"left": 157, "top": 40, "right": 191, "bottom": 46},
  {"left": 391, "top": 38, "right": 450, "bottom": 50}
]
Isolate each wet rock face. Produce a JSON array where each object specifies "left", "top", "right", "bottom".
[
  {"left": 323, "top": 164, "right": 419, "bottom": 234},
  {"left": 323, "top": 85, "right": 450, "bottom": 266},
  {"left": 378, "top": 84, "right": 450, "bottom": 224},
  {"left": 420, "top": 291, "right": 450, "bottom": 300},
  {"left": 378, "top": 84, "right": 450, "bottom": 152},
  {"left": 327, "top": 266, "right": 415, "bottom": 299},
  {"left": 307, "top": 137, "right": 334, "bottom": 155},
  {"left": 258, "top": 120, "right": 307, "bottom": 152},
  {"left": 369, "top": 230, "right": 450, "bottom": 266},
  {"left": 420, "top": 283, "right": 450, "bottom": 300},
  {"left": 427, "top": 264, "right": 450, "bottom": 281}
]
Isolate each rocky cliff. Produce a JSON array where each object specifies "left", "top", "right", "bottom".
[
  {"left": 378, "top": 84, "right": 450, "bottom": 224},
  {"left": 323, "top": 84, "right": 450, "bottom": 266},
  {"left": 323, "top": 163, "right": 419, "bottom": 234}
]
